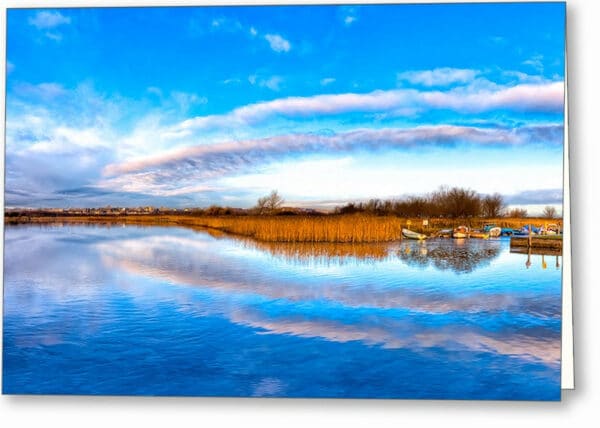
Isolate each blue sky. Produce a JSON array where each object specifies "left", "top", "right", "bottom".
[{"left": 5, "top": 3, "right": 566, "bottom": 213}]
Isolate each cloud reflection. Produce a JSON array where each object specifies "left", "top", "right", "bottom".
[{"left": 92, "top": 230, "right": 560, "bottom": 366}]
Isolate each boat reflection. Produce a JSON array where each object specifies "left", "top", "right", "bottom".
[{"left": 397, "top": 240, "right": 502, "bottom": 273}]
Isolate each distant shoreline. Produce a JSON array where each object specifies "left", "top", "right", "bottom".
[{"left": 4, "top": 213, "right": 563, "bottom": 243}]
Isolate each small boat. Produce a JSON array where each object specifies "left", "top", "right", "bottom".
[
  {"left": 483, "top": 223, "right": 497, "bottom": 233},
  {"left": 402, "top": 228, "right": 427, "bottom": 240},
  {"left": 452, "top": 226, "right": 469, "bottom": 239},
  {"left": 438, "top": 228, "right": 453, "bottom": 238},
  {"left": 470, "top": 231, "right": 490, "bottom": 239},
  {"left": 488, "top": 227, "right": 501, "bottom": 237}
]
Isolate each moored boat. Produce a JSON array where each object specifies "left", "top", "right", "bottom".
[
  {"left": 402, "top": 228, "right": 427, "bottom": 240},
  {"left": 438, "top": 228, "right": 453, "bottom": 238},
  {"left": 452, "top": 226, "right": 469, "bottom": 239},
  {"left": 470, "top": 231, "right": 490, "bottom": 239},
  {"left": 488, "top": 227, "right": 501, "bottom": 237},
  {"left": 542, "top": 223, "right": 560, "bottom": 235}
]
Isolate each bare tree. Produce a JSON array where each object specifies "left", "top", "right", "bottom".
[
  {"left": 508, "top": 208, "right": 528, "bottom": 218},
  {"left": 255, "top": 196, "right": 269, "bottom": 215},
  {"left": 542, "top": 206, "right": 557, "bottom": 219},
  {"left": 481, "top": 193, "right": 505, "bottom": 218},
  {"left": 256, "top": 190, "right": 284, "bottom": 214}
]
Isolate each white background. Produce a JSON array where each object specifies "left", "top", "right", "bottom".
[{"left": 0, "top": 1, "right": 598, "bottom": 427}]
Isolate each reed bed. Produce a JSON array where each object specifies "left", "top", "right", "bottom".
[
  {"left": 180, "top": 215, "right": 405, "bottom": 242},
  {"left": 5, "top": 214, "right": 563, "bottom": 243}
]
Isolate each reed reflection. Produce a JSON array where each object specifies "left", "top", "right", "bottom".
[{"left": 240, "top": 239, "right": 391, "bottom": 265}]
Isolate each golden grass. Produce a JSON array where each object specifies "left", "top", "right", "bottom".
[{"left": 4, "top": 214, "right": 563, "bottom": 243}]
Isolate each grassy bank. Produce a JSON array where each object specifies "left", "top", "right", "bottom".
[{"left": 4, "top": 213, "right": 563, "bottom": 243}]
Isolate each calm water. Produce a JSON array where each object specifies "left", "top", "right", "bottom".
[{"left": 3, "top": 224, "right": 561, "bottom": 399}]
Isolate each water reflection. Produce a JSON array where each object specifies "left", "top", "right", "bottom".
[
  {"left": 241, "top": 239, "right": 391, "bottom": 265},
  {"left": 397, "top": 239, "right": 502, "bottom": 273},
  {"left": 93, "top": 233, "right": 560, "bottom": 317},
  {"left": 3, "top": 225, "right": 562, "bottom": 399},
  {"left": 510, "top": 246, "right": 562, "bottom": 270}
]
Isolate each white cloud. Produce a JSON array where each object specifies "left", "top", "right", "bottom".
[
  {"left": 320, "top": 78, "right": 336, "bottom": 86},
  {"left": 344, "top": 16, "right": 357, "bottom": 25},
  {"left": 249, "top": 27, "right": 258, "bottom": 37},
  {"left": 264, "top": 34, "right": 291, "bottom": 52},
  {"left": 398, "top": 68, "right": 480, "bottom": 87},
  {"left": 28, "top": 11, "right": 71, "bottom": 29},
  {"left": 7, "top": 61, "right": 15, "bottom": 74}
]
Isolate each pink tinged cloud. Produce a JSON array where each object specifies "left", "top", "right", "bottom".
[
  {"left": 423, "top": 81, "right": 564, "bottom": 112},
  {"left": 169, "top": 82, "right": 564, "bottom": 135}
]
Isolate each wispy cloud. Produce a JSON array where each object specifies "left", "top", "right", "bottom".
[
  {"left": 222, "top": 78, "right": 242, "bottom": 85},
  {"left": 261, "top": 76, "right": 283, "bottom": 91},
  {"left": 103, "top": 124, "right": 562, "bottom": 181},
  {"left": 28, "top": 10, "right": 71, "bottom": 29},
  {"left": 28, "top": 10, "right": 71, "bottom": 41},
  {"left": 341, "top": 6, "right": 358, "bottom": 26},
  {"left": 522, "top": 54, "right": 545, "bottom": 73},
  {"left": 264, "top": 34, "right": 291, "bottom": 52},
  {"left": 398, "top": 68, "right": 480, "bottom": 87},
  {"left": 170, "top": 91, "right": 208, "bottom": 111},
  {"left": 248, "top": 74, "right": 284, "bottom": 91},
  {"left": 320, "top": 77, "right": 336, "bottom": 86},
  {"left": 13, "top": 82, "right": 67, "bottom": 100},
  {"left": 7, "top": 61, "right": 15, "bottom": 74},
  {"left": 145, "top": 87, "right": 207, "bottom": 112},
  {"left": 210, "top": 16, "right": 243, "bottom": 32},
  {"left": 490, "top": 35, "right": 507, "bottom": 45}
]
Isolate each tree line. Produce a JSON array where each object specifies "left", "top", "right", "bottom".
[
  {"left": 332, "top": 186, "right": 559, "bottom": 219},
  {"left": 12, "top": 188, "right": 557, "bottom": 219},
  {"left": 198, "top": 188, "right": 558, "bottom": 219}
]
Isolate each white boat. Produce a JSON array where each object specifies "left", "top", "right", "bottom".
[
  {"left": 452, "top": 226, "right": 469, "bottom": 239},
  {"left": 402, "top": 228, "right": 427, "bottom": 240}
]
